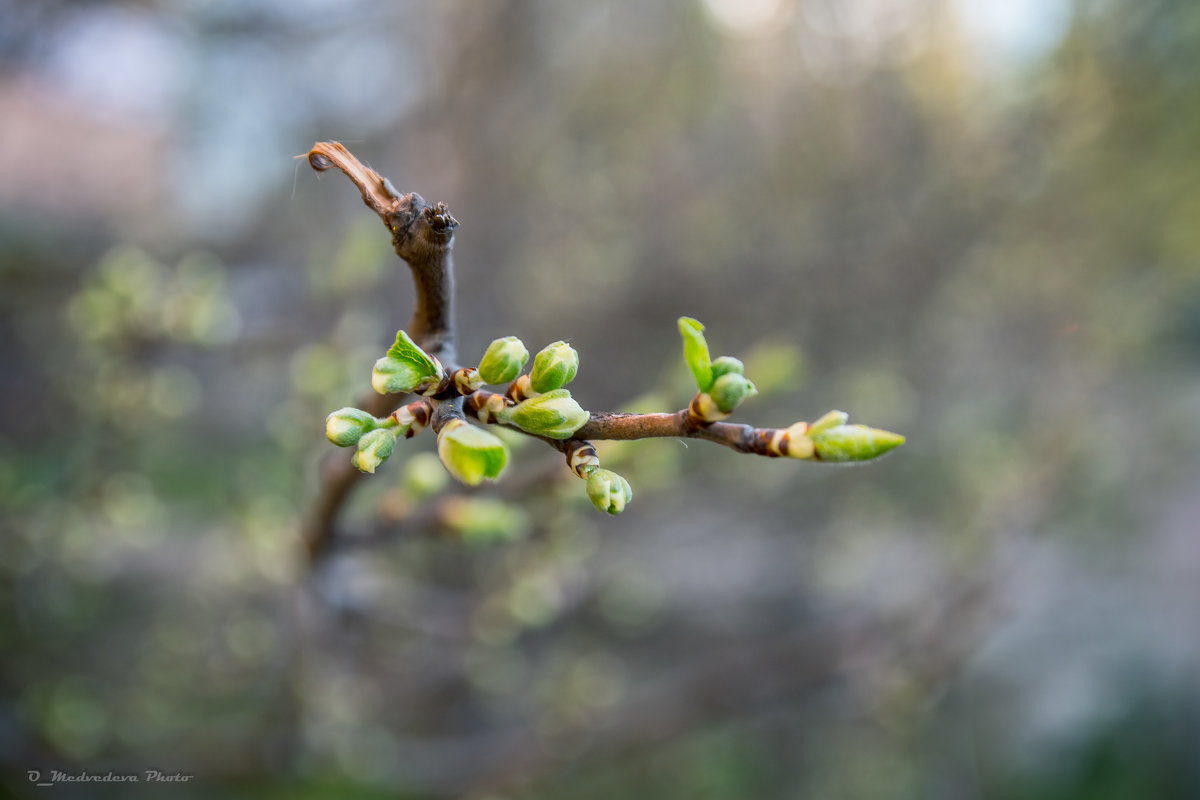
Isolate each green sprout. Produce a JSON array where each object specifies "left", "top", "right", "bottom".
[{"left": 372, "top": 330, "right": 442, "bottom": 394}]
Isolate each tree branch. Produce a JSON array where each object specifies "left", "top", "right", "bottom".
[
  {"left": 302, "top": 143, "right": 898, "bottom": 560},
  {"left": 463, "top": 389, "right": 809, "bottom": 459},
  {"left": 576, "top": 411, "right": 808, "bottom": 457},
  {"left": 306, "top": 141, "right": 459, "bottom": 362},
  {"left": 301, "top": 142, "right": 460, "bottom": 562}
]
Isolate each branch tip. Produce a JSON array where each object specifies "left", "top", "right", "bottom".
[{"left": 305, "top": 140, "right": 399, "bottom": 220}]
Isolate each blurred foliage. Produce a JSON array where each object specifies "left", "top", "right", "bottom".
[{"left": 2, "top": 0, "right": 1199, "bottom": 797}]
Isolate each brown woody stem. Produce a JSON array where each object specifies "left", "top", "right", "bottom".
[
  {"left": 466, "top": 388, "right": 802, "bottom": 459},
  {"left": 302, "top": 142, "right": 460, "bottom": 563},
  {"left": 575, "top": 412, "right": 804, "bottom": 458},
  {"left": 430, "top": 398, "right": 466, "bottom": 434}
]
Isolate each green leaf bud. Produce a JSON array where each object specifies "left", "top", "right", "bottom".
[
  {"left": 678, "top": 317, "right": 713, "bottom": 392},
  {"left": 371, "top": 330, "right": 442, "bottom": 394},
  {"left": 372, "top": 356, "right": 427, "bottom": 394},
  {"left": 496, "top": 389, "right": 589, "bottom": 439},
  {"left": 811, "top": 424, "right": 905, "bottom": 462},
  {"left": 586, "top": 468, "right": 633, "bottom": 515},
  {"left": 325, "top": 406, "right": 378, "bottom": 447},
  {"left": 529, "top": 341, "right": 579, "bottom": 393},
  {"left": 709, "top": 356, "right": 745, "bottom": 381},
  {"left": 436, "top": 419, "right": 509, "bottom": 486},
  {"left": 352, "top": 428, "right": 398, "bottom": 474},
  {"left": 709, "top": 373, "right": 758, "bottom": 413},
  {"left": 478, "top": 336, "right": 529, "bottom": 385}
]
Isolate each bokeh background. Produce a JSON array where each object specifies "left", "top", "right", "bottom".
[{"left": 2, "top": 0, "right": 1199, "bottom": 797}]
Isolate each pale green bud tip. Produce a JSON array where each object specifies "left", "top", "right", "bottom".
[
  {"left": 325, "top": 407, "right": 377, "bottom": 447},
  {"left": 478, "top": 336, "right": 529, "bottom": 385},
  {"left": 530, "top": 341, "right": 579, "bottom": 393},
  {"left": 437, "top": 419, "right": 509, "bottom": 486},
  {"left": 811, "top": 424, "right": 905, "bottom": 462},
  {"left": 586, "top": 469, "right": 633, "bottom": 515},
  {"left": 709, "top": 373, "right": 758, "bottom": 413},
  {"left": 497, "top": 389, "right": 589, "bottom": 439},
  {"left": 352, "top": 428, "right": 397, "bottom": 474}
]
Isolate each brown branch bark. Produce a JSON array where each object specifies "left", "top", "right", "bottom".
[
  {"left": 463, "top": 389, "right": 804, "bottom": 459},
  {"left": 301, "top": 142, "right": 460, "bottom": 563},
  {"left": 576, "top": 411, "right": 802, "bottom": 457},
  {"left": 306, "top": 141, "right": 459, "bottom": 363}
]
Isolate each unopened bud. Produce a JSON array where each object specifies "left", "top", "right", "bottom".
[
  {"left": 709, "top": 356, "right": 745, "bottom": 381},
  {"left": 566, "top": 441, "right": 600, "bottom": 478},
  {"left": 811, "top": 424, "right": 905, "bottom": 462},
  {"left": 372, "top": 356, "right": 430, "bottom": 394},
  {"left": 586, "top": 469, "right": 633, "bottom": 515},
  {"left": 371, "top": 330, "right": 442, "bottom": 394},
  {"left": 529, "top": 341, "right": 579, "bottom": 393},
  {"left": 452, "top": 367, "right": 484, "bottom": 395},
  {"left": 709, "top": 373, "right": 757, "bottom": 413},
  {"left": 436, "top": 419, "right": 509, "bottom": 486},
  {"left": 325, "top": 407, "right": 377, "bottom": 447},
  {"left": 352, "top": 428, "right": 398, "bottom": 473},
  {"left": 478, "top": 336, "right": 529, "bottom": 385},
  {"left": 497, "top": 389, "right": 589, "bottom": 439}
]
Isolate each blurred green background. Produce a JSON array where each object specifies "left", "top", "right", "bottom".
[{"left": 2, "top": 0, "right": 1199, "bottom": 797}]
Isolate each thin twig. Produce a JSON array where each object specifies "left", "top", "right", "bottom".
[
  {"left": 577, "top": 411, "right": 807, "bottom": 457},
  {"left": 305, "top": 141, "right": 399, "bottom": 219},
  {"left": 463, "top": 389, "right": 808, "bottom": 458}
]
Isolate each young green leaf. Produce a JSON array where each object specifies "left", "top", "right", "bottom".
[
  {"left": 371, "top": 329, "right": 442, "bottom": 394},
  {"left": 387, "top": 329, "right": 438, "bottom": 371},
  {"left": 678, "top": 317, "right": 713, "bottom": 392}
]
